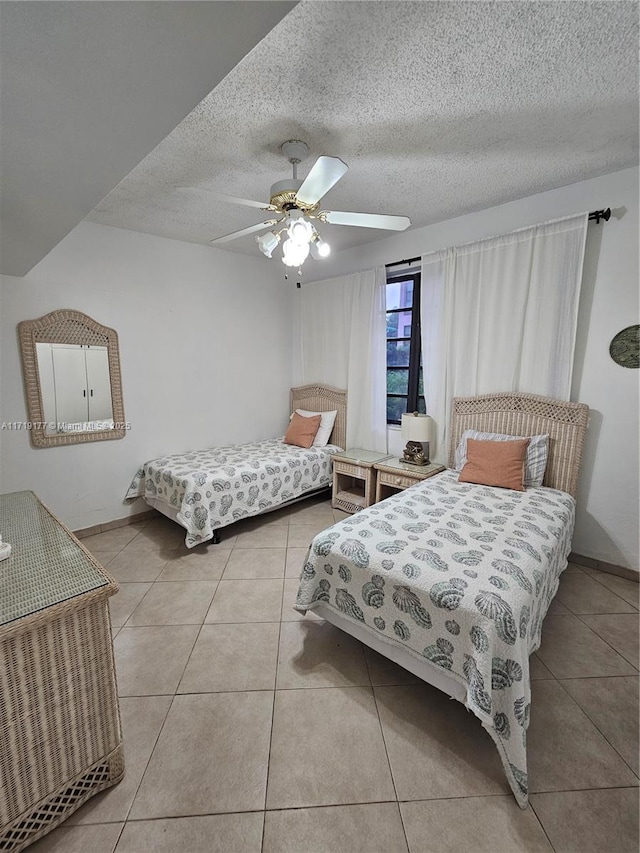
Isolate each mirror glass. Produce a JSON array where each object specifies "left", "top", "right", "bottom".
[
  {"left": 18, "top": 309, "right": 126, "bottom": 448},
  {"left": 35, "top": 343, "right": 114, "bottom": 434}
]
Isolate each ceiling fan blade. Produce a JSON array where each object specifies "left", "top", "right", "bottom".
[
  {"left": 209, "top": 219, "right": 281, "bottom": 245},
  {"left": 178, "top": 187, "right": 277, "bottom": 211},
  {"left": 296, "top": 156, "right": 348, "bottom": 206},
  {"left": 322, "top": 210, "right": 411, "bottom": 231}
]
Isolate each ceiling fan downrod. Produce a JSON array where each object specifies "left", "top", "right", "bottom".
[{"left": 281, "top": 139, "right": 310, "bottom": 184}]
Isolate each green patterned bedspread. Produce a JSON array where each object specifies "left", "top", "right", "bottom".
[
  {"left": 126, "top": 438, "right": 340, "bottom": 547},
  {"left": 295, "top": 469, "right": 575, "bottom": 807}
]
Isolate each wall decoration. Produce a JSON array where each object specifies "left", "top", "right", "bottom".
[
  {"left": 18, "top": 309, "right": 126, "bottom": 447},
  {"left": 609, "top": 324, "right": 639, "bottom": 369}
]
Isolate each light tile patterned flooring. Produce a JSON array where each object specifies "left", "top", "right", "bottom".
[{"left": 31, "top": 494, "right": 639, "bottom": 853}]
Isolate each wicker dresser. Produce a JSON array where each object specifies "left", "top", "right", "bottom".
[{"left": 0, "top": 491, "right": 124, "bottom": 852}]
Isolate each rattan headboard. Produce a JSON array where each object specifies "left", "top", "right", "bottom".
[
  {"left": 448, "top": 392, "right": 589, "bottom": 497},
  {"left": 290, "top": 384, "right": 347, "bottom": 450}
]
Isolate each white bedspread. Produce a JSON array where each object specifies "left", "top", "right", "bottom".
[
  {"left": 126, "top": 438, "right": 340, "bottom": 547},
  {"left": 295, "top": 469, "right": 575, "bottom": 807}
]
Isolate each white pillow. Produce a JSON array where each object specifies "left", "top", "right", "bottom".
[
  {"left": 294, "top": 408, "right": 338, "bottom": 447},
  {"left": 454, "top": 429, "right": 549, "bottom": 487}
]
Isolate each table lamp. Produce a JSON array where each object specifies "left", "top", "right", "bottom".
[{"left": 400, "top": 413, "right": 434, "bottom": 466}]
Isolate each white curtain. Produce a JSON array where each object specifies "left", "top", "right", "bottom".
[
  {"left": 294, "top": 267, "right": 387, "bottom": 452},
  {"left": 421, "top": 213, "right": 588, "bottom": 464}
]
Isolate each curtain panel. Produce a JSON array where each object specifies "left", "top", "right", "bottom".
[
  {"left": 294, "top": 267, "right": 387, "bottom": 452},
  {"left": 421, "top": 213, "right": 589, "bottom": 463}
]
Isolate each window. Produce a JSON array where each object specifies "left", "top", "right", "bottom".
[{"left": 385, "top": 271, "right": 425, "bottom": 424}]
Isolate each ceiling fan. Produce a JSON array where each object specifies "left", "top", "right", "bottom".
[{"left": 200, "top": 140, "right": 411, "bottom": 268}]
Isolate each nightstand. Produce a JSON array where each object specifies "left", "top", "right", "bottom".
[
  {"left": 374, "top": 459, "right": 446, "bottom": 502},
  {"left": 331, "top": 449, "right": 392, "bottom": 514}
]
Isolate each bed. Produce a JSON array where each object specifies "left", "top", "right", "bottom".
[
  {"left": 295, "top": 391, "right": 589, "bottom": 808},
  {"left": 125, "top": 384, "right": 346, "bottom": 547}
]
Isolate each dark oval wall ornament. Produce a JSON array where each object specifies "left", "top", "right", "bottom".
[{"left": 609, "top": 324, "right": 639, "bottom": 368}]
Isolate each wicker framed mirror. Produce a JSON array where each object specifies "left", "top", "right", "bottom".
[{"left": 18, "top": 309, "right": 126, "bottom": 448}]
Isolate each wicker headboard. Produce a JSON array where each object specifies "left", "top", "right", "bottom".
[
  {"left": 448, "top": 392, "right": 589, "bottom": 497},
  {"left": 290, "top": 384, "right": 347, "bottom": 450}
]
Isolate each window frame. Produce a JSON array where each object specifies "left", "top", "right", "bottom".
[{"left": 385, "top": 270, "right": 423, "bottom": 425}]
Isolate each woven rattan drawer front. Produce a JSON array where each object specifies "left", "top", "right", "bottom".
[
  {"left": 0, "top": 602, "right": 122, "bottom": 838},
  {"left": 333, "top": 460, "right": 367, "bottom": 479},
  {"left": 0, "top": 491, "right": 123, "bottom": 852},
  {"left": 378, "top": 471, "right": 417, "bottom": 490}
]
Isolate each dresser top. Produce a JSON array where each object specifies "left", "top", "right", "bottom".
[
  {"left": 0, "top": 490, "right": 116, "bottom": 627},
  {"left": 332, "top": 449, "right": 392, "bottom": 466},
  {"left": 374, "top": 460, "right": 447, "bottom": 479}
]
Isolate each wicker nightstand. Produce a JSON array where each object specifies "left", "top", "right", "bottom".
[
  {"left": 374, "top": 459, "right": 446, "bottom": 502},
  {"left": 331, "top": 449, "right": 392, "bottom": 514}
]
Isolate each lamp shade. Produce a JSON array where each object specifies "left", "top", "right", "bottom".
[
  {"left": 401, "top": 413, "right": 434, "bottom": 443},
  {"left": 281, "top": 238, "right": 310, "bottom": 267}
]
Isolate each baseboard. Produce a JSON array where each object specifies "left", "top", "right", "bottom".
[
  {"left": 569, "top": 552, "right": 639, "bottom": 583},
  {"left": 74, "top": 510, "right": 156, "bottom": 539}
]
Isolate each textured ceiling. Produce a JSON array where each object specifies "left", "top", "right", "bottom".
[{"left": 87, "top": 1, "right": 639, "bottom": 258}]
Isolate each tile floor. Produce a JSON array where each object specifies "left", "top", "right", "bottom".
[{"left": 31, "top": 494, "right": 639, "bottom": 853}]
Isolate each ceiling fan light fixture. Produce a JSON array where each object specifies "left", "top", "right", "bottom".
[
  {"left": 282, "top": 238, "right": 310, "bottom": 267},
  {"left": 309, "top": 236, "right": 331, "bottom": 259},
  {"left": 207, "top": 140, "right": 410, "bottom": 271},
  {"left": 256, "top": 230, "right": 280, "bottom": 258},
  {"left": 286, "top": 210, "right": 314, "bottom": 246}
]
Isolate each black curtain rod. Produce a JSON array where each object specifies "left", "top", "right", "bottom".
[{"left": 384, "top": 208, "right": 611, "bottom": 269}]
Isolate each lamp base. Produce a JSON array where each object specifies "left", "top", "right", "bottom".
[{"left": 401, "top": 441, "right": 430, "bottom": 466}]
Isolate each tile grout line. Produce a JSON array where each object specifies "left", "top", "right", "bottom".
[
  {"left": 578, "top": 568, "right": 640, "bottom": 601},
  {"left": 363, "top": 655, "right": 412, "bottom": 852},
  {"left": 571, "top": 612, "right": 639, "bottom": 671},
  {"left": 538, "top": 611, "right": 639, "bottom": 676},
  {"left": 553, "top": 677, "right": 640, "bottom": 780},
  {"left": 114, "top": 579, "right": 158, "bottom": 632},
  {"left": 556, "top": 570, "right": 638, "bottom": 613},
  {"left": 117, "top": 601, "right": 211, "bottom": 830},
  {"left": 260, "top": 592, "right": 286, "bottom": 850},
  {"left": 116, "top": 692, "right": 175, "bottom": 832},
  {"left": 73, "top": 784, "right": 640, "bottom": 826},
  {"left": 120, "top": 562, "right": 207, "bottom": 829},
  {"left": 528, "top": 797, "right": 560, "bottom": 853}
]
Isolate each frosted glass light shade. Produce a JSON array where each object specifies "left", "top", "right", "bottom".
[
  {"left": 401, "top": 413, "right": 434, "bottom": 443},
  {"left": 282, "top": 238, "right": 310, "bottom": 267},
  {"left": 288, "top": 216, "right": 314, "bottom": 245},
  {"left": 256, "top": 231, "right": 279, "bottom": 257},
  {"left": 310, "top": 237, "right": 331, "bottom": 259}
]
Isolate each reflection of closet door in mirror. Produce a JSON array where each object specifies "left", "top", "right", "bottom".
[
  {"left": 51, "top": 345, "right": 90, "bottom": 425},
  {"left": 85, "top": 346, "right": 112, "bottom": 421},
  {"left": 35, "top": 343, "right": 57, "bottom": 430},
  {"left": 35, "top": 343, "right": 114, "bottom": 431}
]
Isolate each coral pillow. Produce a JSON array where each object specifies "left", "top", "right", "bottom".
[
  {"left": 294, "top": 408, "right": 338, "bottom": 447},
  {"left": 454, "top": 430, "right": 549, "bottom": 487},
  {"left": 459, "top": 437, "right": 530, "bottom": 491},
  {"left": 284, "top": 412, "right": 322, "bottom": 448}
]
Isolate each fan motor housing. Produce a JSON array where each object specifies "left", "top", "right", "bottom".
[{"left": 269, "top": 179, "right": 319, "bottom": 214}]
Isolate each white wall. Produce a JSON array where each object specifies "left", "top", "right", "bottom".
[
  {"left": 307, "top": 167, "right": 639, "bottom": 570},
  {"left": 0, "top": 221, "right": 293, "bottom": 531}
]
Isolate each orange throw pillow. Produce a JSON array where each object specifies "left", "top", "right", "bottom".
[
  {"left": 284, "top": 412, "right": 322, "bottom": 448},
  {"left": 459, "top": 437, "right": 530, "bottom": 491}
]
